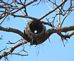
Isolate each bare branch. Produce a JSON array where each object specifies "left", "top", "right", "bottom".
[
  {"left": 12, "top": 53, "right": 28, "bottom": 56},
  {"left": 11, "top": 14, "right": 38, "bottom": 20},
  {"left": 0, "top": 25, "right": 74, "bottom": 59},
  {"left": 0, "top": 26, "right": 31, "bottom": 43},
  {"left": 0, "top": 25, "right": 74, "bottom": 45},
  {"left": 39, "top": 0, "right": 67, "bottom": 20},
  {"left": 41, "top": 21, "right": 54, "bottom": 27},
  {"left": 30, "top": 25, "right": 74, "bottom": 45},
  {"left": 69, "top": 31, "right": 74, "bottom": 37},
  {"left": 0, "top": 26, "right": 24, "bottom": 38},
  {"left": 0, "top": 0, "right": 74, "bottom": 60},
  {"left": 60, "top": 10, "right": 71, "bottom": 27},
  {"left": 0, "top": 40, "right": 27, "bottom": 59},
  {"left": 54, "top": 26, "right": 74, "bottom": 33},
  {"left": 11, "top": 0, "right": 37, "bottom": 14}
]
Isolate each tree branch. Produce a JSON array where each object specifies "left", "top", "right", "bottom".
[
  {"left": 11, "top": 14, "right": 38, "bottom": 20},
  {"left": 54, "top": 26, "right": 74, "bottom": 32},
  {"left": 0, "top": 40, "right": 27, "bottom": 59},
  {"left": 0, "top": 26, "right": 31, "bottom": 42},
  {"left": 0, "top": 25, "right": 74, "bottom": 59},
  {"left": 0, "top": 26, "right": 24, "bottom": 38},
  {"left": 0, "top": 0, "right": 74, "bottom": 60},
  {"left": 39, "top": 0, "right": 67, "bottom": 20},
  {"left": 11, "top": 0, "right": 37, "bottom": 14},
  {"left": 0, "top": 25, "right": 74, "bottom": 45},
  {"left": 32, "top": 25, "right": 74, "bottom": 45}
]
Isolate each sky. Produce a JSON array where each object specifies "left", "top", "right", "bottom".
[{"left": 0, "top": 0, "right": 74, "bottom": 61}]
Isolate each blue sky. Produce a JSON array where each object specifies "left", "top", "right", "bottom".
[{"left": 0, "top": 0, "right": 74, "bottom": 61}]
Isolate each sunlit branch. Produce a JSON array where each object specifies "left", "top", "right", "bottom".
[
  {"left": 0, "top": 40, "right": 27, "bottom": 59},
  {"left": 11, "top": 0, "right": 37, "bottom": 14},
  {"left": 39, "top": 0, "right": 67, "bottom": 20},
  {"left": 40, "top": 25, "right": 74, "bottom": 44},
  {"left": 11, "top": 14, "right": 38, "bottom": 20},
  {"left": 0, "top": 25, "right": 74, "bottom": 59},
  {"left": 0, "top": 26, "right": 24, "bottom": 38}
]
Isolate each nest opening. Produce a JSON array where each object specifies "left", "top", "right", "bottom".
[{"left": 29, "top": 20, "right": 43, "bottom": 34}]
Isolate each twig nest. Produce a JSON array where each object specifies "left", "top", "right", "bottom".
[{"left": 25, "top": 20, "right": 46, "bottom": 45}]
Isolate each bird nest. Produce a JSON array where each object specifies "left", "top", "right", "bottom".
[{"left": 25, "top": 20, "right": 46, "bottom": 45}]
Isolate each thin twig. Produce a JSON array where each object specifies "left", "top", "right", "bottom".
[{"left": 39, "top": 0, "right": 67, "bottom": 20}]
